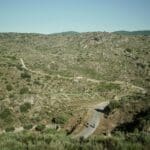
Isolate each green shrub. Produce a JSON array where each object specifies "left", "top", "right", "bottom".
[
  {"left": 9, "top": 93, "right": 15, "bottom": 98},
  {"left": 20, "top": 102, "right": 31, "bottom": 112},
  {"left": 136, "top": 62, "right": 145, "bottom": 69},
  {"left": 16, "top": 64, "right": 23, "bottom": 71},
  {"left": 5, "top": 126, "right": 15, "bottom": 132},
  {"left": 105, "top": 100, "right": 121, "bottom": 114},
  {"left": 21, "top": 72, "right": 31, "bottom": 79},
  {"left": 0, "top": 95, "right": 4, "bottom": 101},
  {"left": 34, "top": 79, "right": 41, "bottom": 85},
  {"left": 51, "top": 114, "right": 69, "bottom": 124},
  {"left": 109, "top": 101, "right": 121, "bottom": 109},
  {"left": 23, "top": 124, "right": 33, "bottom": 130},
  {"left": 0, "top": 108, "right": 12, "bottom": 120},
  {"left": 6, "top": 84, "right": 13, "bottom": 91},
  {"left": 35, "top": 124, "right": 46, "bottom": 131},
  {"left": 20, "top": 87, "right": 29, "bottom": 94}
]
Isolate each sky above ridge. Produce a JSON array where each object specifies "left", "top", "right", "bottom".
[{"left": 0, "top": 0, "right": 150, "bottom": 33}]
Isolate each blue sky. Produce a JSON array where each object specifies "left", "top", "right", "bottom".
[{"left": 0, "top": 0, "right": 150, "bottom": 33}]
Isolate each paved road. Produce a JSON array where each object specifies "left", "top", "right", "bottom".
[{"left": 74, "top": 101, "right": 109, "bottom": 139}]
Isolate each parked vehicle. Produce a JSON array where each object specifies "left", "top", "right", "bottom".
[{"left": 90, "top": 123, "right": 95, "bottom": 128}]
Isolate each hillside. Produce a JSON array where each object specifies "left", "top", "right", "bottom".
[{"left": 0, "top": 32, "right": 149, "bottom": 149}]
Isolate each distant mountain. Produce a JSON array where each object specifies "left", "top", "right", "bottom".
[
  {"left": 113, "top": 30, "right": 150, "bottom": 36},
  {"left": 50, "top": 31, "right": 80, "bottom": 36}
]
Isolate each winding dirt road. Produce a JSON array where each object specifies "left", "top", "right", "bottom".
[
  {"left": 73, "top": 101, "right": 109, "bottom": 139},
  {"left": 19, "top": 58, "right": 146, "bottom": 94}
]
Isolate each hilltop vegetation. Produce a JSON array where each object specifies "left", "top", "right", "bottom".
[{"left": 0, "top": 31, "right": 149, "bottom": 149}]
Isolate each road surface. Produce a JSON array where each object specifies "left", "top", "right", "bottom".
[{"left": 74, "top": 101, "right": 109, "bottom": 139}]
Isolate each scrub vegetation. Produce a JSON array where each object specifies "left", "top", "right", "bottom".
[{"left": 0, "top": 31, "right": 149, "bottom": 149}]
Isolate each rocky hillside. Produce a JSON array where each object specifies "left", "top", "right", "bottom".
[{"left": 0, "top": 32, "right": 149, "bottom": 131}]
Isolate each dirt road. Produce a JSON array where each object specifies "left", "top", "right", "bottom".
[{"left": 74, "top": 101, "right": 109, "bottom": 139}]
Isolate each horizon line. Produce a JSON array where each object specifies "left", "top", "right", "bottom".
[{"left": 0, "top": 29, "right": 150, "bottom": 35}]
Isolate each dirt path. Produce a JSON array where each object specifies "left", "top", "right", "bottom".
[
  {"left": 19, "top": 58, "right": 146, "bottom": 94},
  {"left": 73, "top": 101, "right": 109, "bottom": 139}
]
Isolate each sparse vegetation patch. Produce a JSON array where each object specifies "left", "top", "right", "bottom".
[{"left": 20, "top": 102, "right": 31, "bottom": 112}]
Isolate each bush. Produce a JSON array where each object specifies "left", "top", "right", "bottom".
[
  {"left": 0, "top": 108, "right": 12, "bottom": 120},
  {"left": 5, "top": 126, "right": 15, "bottom": 132},
  {"left": 9, "top": 93, "right": 15, "bottom": 98},
  {"left": 35, "top": 124, "right": 46, "bottom": 131},
  {"left": 20, "top": 87, "right": 29, "bottom": 94},
  {"left": 6, "top": 84, "right": 13, "bottom": 91},
  {"left": 136, "top": 62, "right": 145, "bottom": 69},
  {"left": 0, "top": 95, "right": 4, "bottom": 101},
  {"left": 20, "top": 102, "right": 31, "bottom": 112},
  {"left": 109, "top": 101, "right": 120, "bottom": 109},
  {"left": 34, "top": 79, "right": 41, "bottom": 85},
  {"left": 51, "top": 114, "right": 69, "bottom": 124},
  {"left": 23, "top": 124, "right": 33, "bottom": 130},
  {"left": 104, "top": 100, "right": 121, "bottom": 114},
  {"left": 21, "top": 72, "right": 31, "bottom": 79}
]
